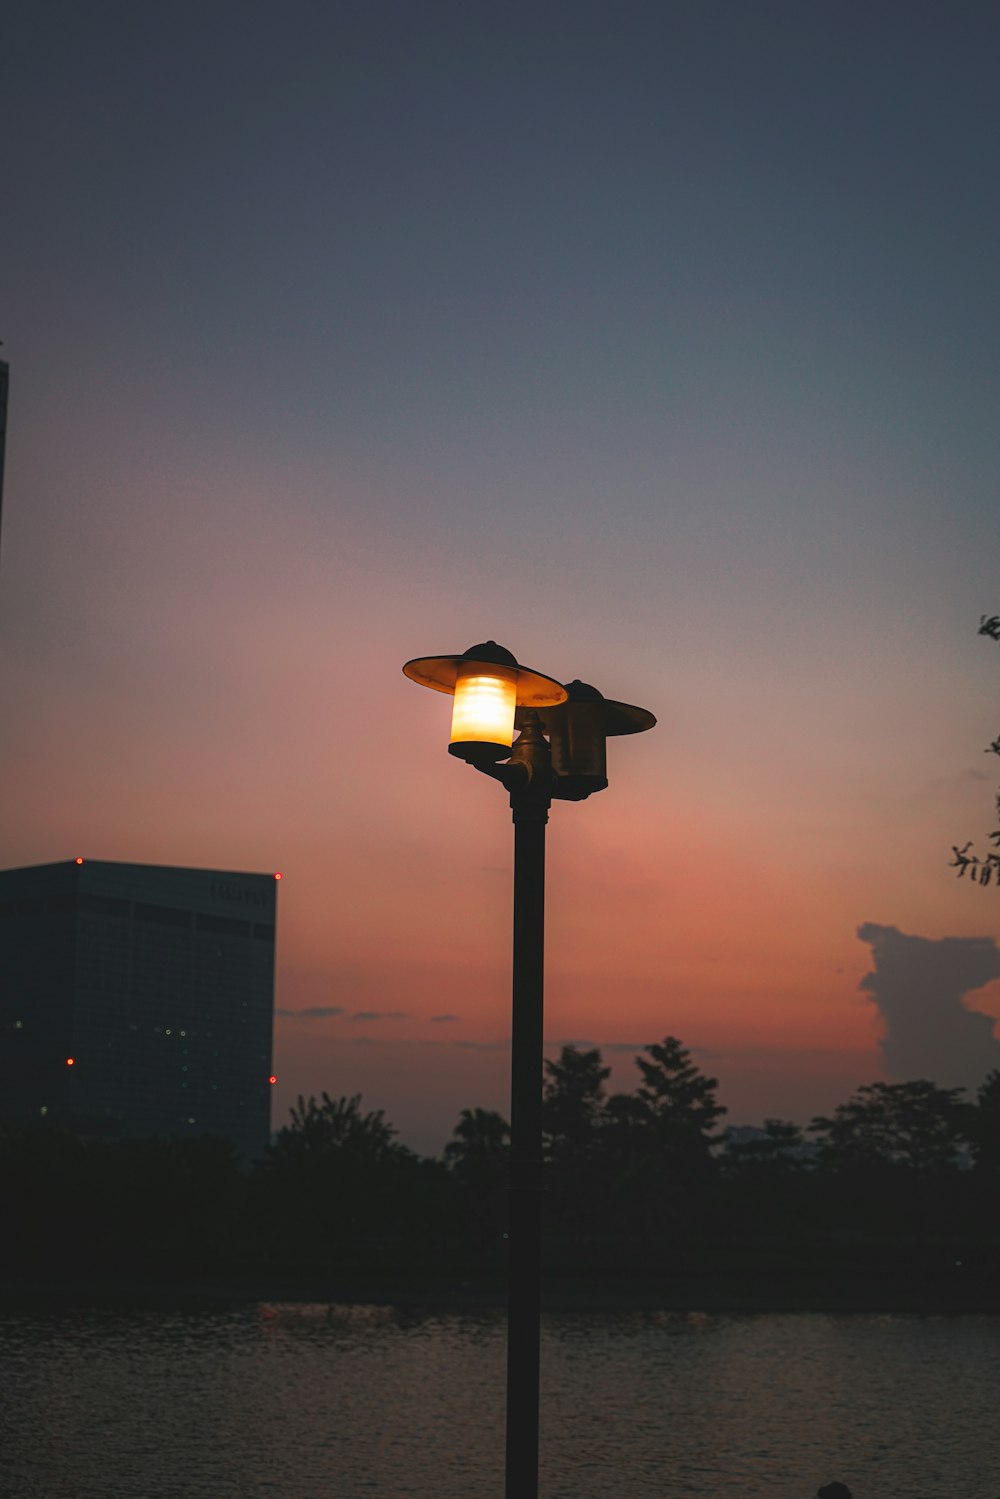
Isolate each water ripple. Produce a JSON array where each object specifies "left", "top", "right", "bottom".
[{"left": 1, "top": 1306, "right": 997, "bottom": 1497}]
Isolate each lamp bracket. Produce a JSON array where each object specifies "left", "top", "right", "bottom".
[{"left": 465, "top": 710, "right": 611, "bottom": 805}]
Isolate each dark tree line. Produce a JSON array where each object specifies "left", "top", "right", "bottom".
[
  {"left": 531, "top": 1041, "right": 1000, "bottom": 1272},
  {"left": 3, "top": 1037, "right": 1000, "bottom": 1284}
]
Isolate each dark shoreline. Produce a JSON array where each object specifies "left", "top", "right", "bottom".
[{"left": 4, "top": 1267, "right": 1000, "bottom": 1315}]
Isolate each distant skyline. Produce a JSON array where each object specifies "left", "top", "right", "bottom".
[{"left": 2, "top": 1, "right": 999, "bottom": 1154}]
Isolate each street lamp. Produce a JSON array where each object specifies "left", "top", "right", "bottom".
[{"left": 402, "top": 640, "right": 655, "bottom": 1499}]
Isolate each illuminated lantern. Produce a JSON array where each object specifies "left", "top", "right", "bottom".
[
  {"left": 403, "top": 641, "right": 567, "bottom": 765},
  {"left": 450, "top": 661, "right": 518, "bottom": 756}
]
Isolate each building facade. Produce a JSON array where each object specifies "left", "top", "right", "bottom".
[{"left": 0, "top": 859, "right": 277, "bottom": 1158}]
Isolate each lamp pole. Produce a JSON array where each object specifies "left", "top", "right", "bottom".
[
  {"left": 402, "top": 645, "right": 654, "bottom": 1499},
  {"left": 505, "top": 718, "right": 551, "bottom": 1498}
]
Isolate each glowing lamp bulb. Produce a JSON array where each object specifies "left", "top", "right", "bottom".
[
  {"left": 66, "top": 1057, "right": 75, "bottom": 1066},
  {"left": 75, "top": 857, "right": 84, "bottom": 865},
  {"left": 449, "top": 664, "right": 517, "bottom": 761},
  {"left": 273, "top": 872, "right": 282, "bottom": 881},
  {"left": 268, "top": 1075, "right": 277, "bottom": 1085}
]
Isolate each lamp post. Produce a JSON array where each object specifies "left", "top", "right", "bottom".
[{"left": 402, "top": 641, "right": 655, "bottom": 1499}]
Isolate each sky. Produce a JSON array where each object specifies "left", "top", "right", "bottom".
[{"left": 2, "top": 0, "right": 1000, "bottom": 1155}]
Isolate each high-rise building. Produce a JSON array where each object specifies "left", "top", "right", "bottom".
[{"left": 0, "top": 859, "right": 278, "bottom": 1158}]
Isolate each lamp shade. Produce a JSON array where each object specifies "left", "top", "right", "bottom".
[{"left": 403, "top": 641, "right": 567, "bottom": 763}]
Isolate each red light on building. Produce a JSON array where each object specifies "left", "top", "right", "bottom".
[
  {"left": 273, "top": 872, "right": 282, "bottom": 881},
  {"left": 66, "top": 1057, "right": 75, "bottom": 1066},
  {"left": 268, "top": 1075, "right": 277, "bottom": 1085},
  {"left": 75, "top": 857, "right": 84, "bottom": 865}
]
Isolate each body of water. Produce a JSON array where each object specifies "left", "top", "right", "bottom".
[{"left": 1, "top": 1302, "right": 997, "bottom": 1497}]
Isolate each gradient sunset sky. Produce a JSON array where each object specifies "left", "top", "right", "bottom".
[{"left": 3, "top": 1, "right": 1000, "bottom": 1153}]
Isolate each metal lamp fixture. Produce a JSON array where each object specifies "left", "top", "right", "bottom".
[
  {"left": 402, "top": 639, "right": 655, "bottom": 1499},
  {"left": 520, "top": 678, "right": 657, "bottom": 799},
  {"left": 403, "top": 640, "right": 568, "bottom": 764}
]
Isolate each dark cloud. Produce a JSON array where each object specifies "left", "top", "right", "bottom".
[
  {"left": 601, "top": 1040, "right": 662, "bottom": 1053},
  {"left": 275, "top": 1006, "right": 342, "bottom": 1019},
  {"left": 857, "top": 923, "right": 1000, "bottom": 1090},
  {"left": 293, "top": 1034, "right": 491, "bottom": 1049},
  {"left": 430, "top": 1014, "right": 459, "bottom": 1023},
  {"left": 349, "top": 1010, "right": 409, "bottom": 1022}
]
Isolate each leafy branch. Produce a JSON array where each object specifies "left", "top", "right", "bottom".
[{"left": 951, "top": 617, "right": 1000, "bottom": 886}]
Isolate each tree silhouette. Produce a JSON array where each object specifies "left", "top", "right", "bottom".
[
  {"left": 632, "top": 1036, "right": 727, "bottom": 1143},
  {"left": 967, "top": 1068, "right": 1000, "bottom": 1174},
  {"left": 445, "top": 1106, "right": 510, "bottom": 1177},
  {"left": 951, "top": 615, "right": 1000, "bottom": 885},
  {"left": 601, "top": 1037, "right": 727, "bottom": 1254},
  {"left": 255, "top": 1092, "right": 429, "bottom": 1266},
  {"left": 809, "top": 1079, "right": 973, "bottom": 1239},
  {"left": 542, "top": 1045, "right": 612, "bottom": 1242},
  {"left": 810, "top": 1080, "right": 968, "bottom": 1172},
  {"left": 270, "top": 1092, "right": 402, "bottom": 1164},
  {"left": 444, "top": 1107, "right": 509, "bottom": 1254},
  {"left": 543, "top": 1045, "right": 609, "bottom": 1159},
  {"left": 717, "top": 1120, "right": 813, "bottom": 1246}
]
